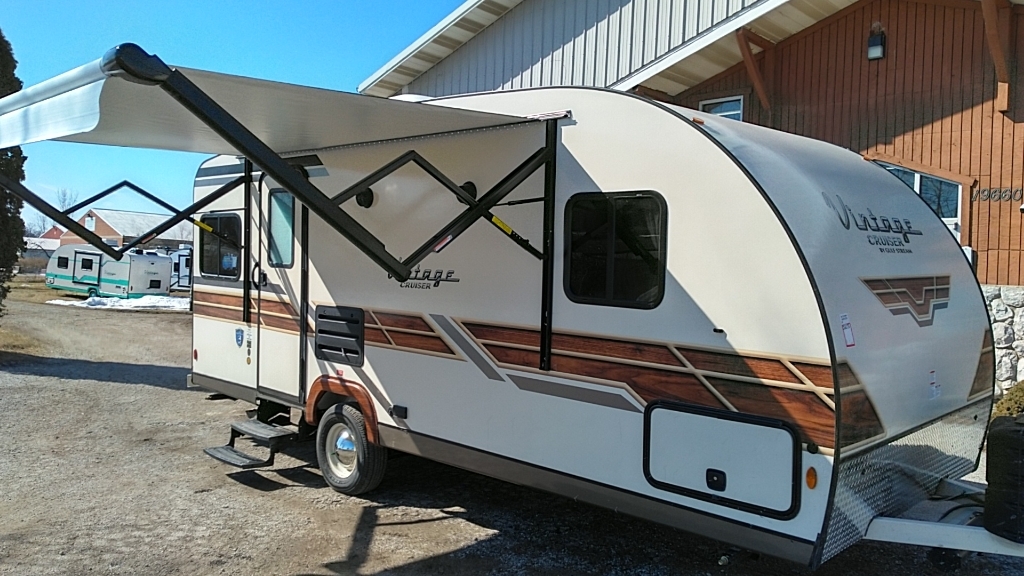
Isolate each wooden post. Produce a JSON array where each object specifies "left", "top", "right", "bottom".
[
  {"left": 736, "top": 28, "right": 774, "bottom": 121},
  {"left": 981, "top": 0, "right": 1011, "bottom": 112}
]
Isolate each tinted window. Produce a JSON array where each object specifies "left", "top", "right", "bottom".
[
  {"left": 920, "top": 175, "right": 959, "bottom": 219},
  {"left": 199, "top": 214, "right": 242, "bottom": 279},
  {"left": 565, "top": 192, "right": 667, "bottom": 309},
  {"left": 81, "top": 258, "right": 94, "bottom": 271},
  {"left": 57, "top": 256, "right": 68, "bottom": 269},
  {"left": 149, "top": 280, "right": 161, "bottom": 289},
  {"left": 268, "top": 190, "right": 294, "bottom": 268}
]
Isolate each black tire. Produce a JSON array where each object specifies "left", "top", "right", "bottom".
[
  {"left": 87, "top": 288, "right": 98, "bottom": 298},
  {"left": 316, "top": 404, "right": 387, "bottom": 495}
]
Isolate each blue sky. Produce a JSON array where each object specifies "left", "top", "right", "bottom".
[{"left": 4, "top": 0, "right": 464, "bottom": 228}]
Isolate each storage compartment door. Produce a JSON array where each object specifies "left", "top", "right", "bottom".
[
  {"left": 72, "top": 250, "right": 100, "bottom": 285},
  {"left": 644, "top": 402, "right": 800, "bottom": 519}
]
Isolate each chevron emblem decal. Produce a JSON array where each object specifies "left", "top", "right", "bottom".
[{"left": 861, "top": 276, "right": 951, "bottom": 326}]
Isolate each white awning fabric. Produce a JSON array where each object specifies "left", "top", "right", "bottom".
[{"left": 0, "top": 59, "right": 531, "bottom": 155}]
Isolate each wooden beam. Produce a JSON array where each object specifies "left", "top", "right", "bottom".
[
  {"left": 981, "top": 0, "right": 1011, "bottom": 111},
  {"left": 736, "top": 29, "right": 772, "bottom": 117},
  {"left": 742, "top": 28, "right": 776, "bottom": 52}
]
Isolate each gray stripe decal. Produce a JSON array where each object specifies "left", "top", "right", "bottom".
[
  {"left": 429, "top": 314, "right": 504, "bottom": 381},
  {"left": 351, "top": 365, "right": 393, "bottom": 412},
  {"left": 507, "top": 374, "right": 641, "bottom": 413}
]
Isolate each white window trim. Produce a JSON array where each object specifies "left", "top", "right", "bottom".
[
  {"left": 699, "top": 95, "right": 744, "bottom": 121},
  {"left": 876, "top": 161, "right": 962, "bottom": 231}
]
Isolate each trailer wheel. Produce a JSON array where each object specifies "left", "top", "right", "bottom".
[
  {"left": 87, "top": 288, "right": 98, "bottom": 298},
  {"left": 316, "top": 404, "right": 387, "bottom": 495}
]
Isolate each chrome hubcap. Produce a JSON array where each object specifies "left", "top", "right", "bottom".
[{"left": 326, "top": 423, "right": 357, "bottom": 479}]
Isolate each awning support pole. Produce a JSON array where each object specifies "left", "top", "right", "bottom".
[{"left": 539, "top": 119, "right": 558, "bottom": 371}]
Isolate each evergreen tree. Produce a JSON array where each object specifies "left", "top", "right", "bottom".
[{"left": 0, "top": 27, "right": 26, "bottom": 319}]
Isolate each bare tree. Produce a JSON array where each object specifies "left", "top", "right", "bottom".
[{"left": 55, "top": 187, "right": 79, "bottom": 215}]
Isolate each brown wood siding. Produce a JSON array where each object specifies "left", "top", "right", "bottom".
[{"left": 678, "top": 0, "right": 1024, "bottom": 285}]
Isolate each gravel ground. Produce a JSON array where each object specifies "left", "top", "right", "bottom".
[{"left": 1, "top": 299, "right": 1022, "bottom": 575}]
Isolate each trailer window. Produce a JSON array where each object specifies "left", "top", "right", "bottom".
[
  {"left": 199, "top": 214, "right": 242, "bottom": 280},
  {"left": 57, "top": 256, "right": 68, "bottom": 269},
  {"left": 565, "top": 191, "right": 667, "bottom": 309},
  {"left": 268, "top": 190, "right": 294, "bottom": 268},
  {"left": 80, "top": 258, "right": 94, "bottom": 271}
]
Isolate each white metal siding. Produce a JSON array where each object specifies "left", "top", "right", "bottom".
[{"left": 408, "top": 0, "right": 765, "bottom": 96}]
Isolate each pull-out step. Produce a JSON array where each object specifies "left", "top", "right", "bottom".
[{"left": 204, "top": 419, "right": 298, "bottom": 469}]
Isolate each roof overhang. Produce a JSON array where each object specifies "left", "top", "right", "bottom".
[
  {"left": 0, "top": 56, "right": 532, "bottom": 155},
  {"left": 359, "top": 0, "right": 523, "bottom": 97}
]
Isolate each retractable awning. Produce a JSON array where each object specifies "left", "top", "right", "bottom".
[
  {"left": 0, "top": 50, "right": 530, "bottom": 154},
  {"left": 0, "top": 44, "right": 553, "bottom": 286}
]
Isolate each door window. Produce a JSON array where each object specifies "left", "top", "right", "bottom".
[
  {"left": 268, "top": 190, "right": 295, "bottom": 268},
  {"left": 199, "top": 214, "right": 242, "bottom": 279}
]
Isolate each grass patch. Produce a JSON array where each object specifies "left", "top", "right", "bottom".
[
  {"left": 0, "top": 325, "right": 43, "bottom": 363},
  {"left": 5, "top": 276, "right": 82, "bottom": 304}
]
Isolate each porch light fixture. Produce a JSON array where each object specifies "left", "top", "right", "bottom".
[{"left": 867, "top": 23, "right": 885, "bottom": 60}]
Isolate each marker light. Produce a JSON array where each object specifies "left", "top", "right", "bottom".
[{"left": 806, "top": 467, "right": 818, "bottom": 489}]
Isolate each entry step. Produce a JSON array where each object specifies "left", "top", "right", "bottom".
[
  {"left": 204, "top": 445, "right": 270, "bottom": 470},
  {"left": 231, "top": 419, "right": 296, "bottom": 444},
  {"left": 204, "top": 419, "right": 299, "bottom": 469}
]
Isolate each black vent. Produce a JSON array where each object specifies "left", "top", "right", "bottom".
[{"left": 314, "top": 305, "right": 364, "bottom": 366}]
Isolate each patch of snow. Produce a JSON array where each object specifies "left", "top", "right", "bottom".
[{"left": 47, "top": 296, "right": 190, "bottom": 312}]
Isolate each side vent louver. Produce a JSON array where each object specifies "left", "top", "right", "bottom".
[{"left": 314, "top": 305, "right": 365, "bottom": 366}]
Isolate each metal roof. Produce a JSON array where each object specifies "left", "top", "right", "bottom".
[
  {"left": 358, "top": 0, "right": 524, "bottom": 97},
  {"left": 85, "top": 209, "right": 193, "bottom": 242}
]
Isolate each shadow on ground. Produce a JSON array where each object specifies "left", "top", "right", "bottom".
[
  {"left": 0, "top": 352, "right": 191, "bottom": 390},
  {"left": 207, "top": 442, "right": 1011, "bottom": 576}
]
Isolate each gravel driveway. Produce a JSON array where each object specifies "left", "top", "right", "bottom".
[{"left": 1, "top": 299, "right": 1022, "bottom": 575}]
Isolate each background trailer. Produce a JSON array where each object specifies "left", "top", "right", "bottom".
[{"left": 0, "top": 44, "right": 1013, "bottom": 568}]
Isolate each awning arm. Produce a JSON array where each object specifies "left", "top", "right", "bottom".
[
  {"left": 331, "top": 149, "right": 544, "bottom": 260},
  {"left": 0, "top": 173, "right": 123, "bottom": 260},
  {"left": 101, "top": 44, "right": 413, "bottom": 280}
]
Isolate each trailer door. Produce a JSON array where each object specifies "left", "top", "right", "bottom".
[
  {"left": 255, "top": 182, "right": 305, "bottom": 406},
  {"left": 72, "top": 250, "right": 100, "bottom": 286}
]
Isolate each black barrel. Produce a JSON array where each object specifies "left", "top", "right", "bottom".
[{"left": 986, "top": 415, "right": 1024, "bottom": 543}]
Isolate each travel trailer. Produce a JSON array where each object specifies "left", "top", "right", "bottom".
[
  {"left": 45, "top": 244, "right": 172, "bottom": 299},
  {"left": 0, "top": 44, "right": 1019, "bottom": 568}
]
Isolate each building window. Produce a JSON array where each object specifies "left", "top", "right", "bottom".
[
  {"left": 564, "top": 191, "right": 668, "bottom": 309},
  {"left": 268, "top": 190, "right": 295, "bottom": 268},
  {"left": 877, "top": 162, "right": 961, "bottom": 230},
  {"left": 199, "top": 213, "right": 242, "bottom": 280},
  {"left": 85, "top": 215, "right": 96, "bottom": 231},
  {"left": 699, "top": 96, "right": 743, "bottom": 121}
]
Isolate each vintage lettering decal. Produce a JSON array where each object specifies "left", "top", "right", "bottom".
[
  {"left": 390, "top": 266, "right": 461, "bottom": 290},
  {"left": 822, "top": 192, "right": 922, "bottom": 254},
  {"left": 861, "top": 275, "right": 951, "bottom": 326}
]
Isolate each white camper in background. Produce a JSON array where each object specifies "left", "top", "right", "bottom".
[
  {"left": 169, "top": 247, "right": 192, "bottom": 290},
  {"left": 1, "top": 44, "right": 1017, "bottom": 569},
  {"left": 45, "top": 244, "right": 172, "bottom": 299}
]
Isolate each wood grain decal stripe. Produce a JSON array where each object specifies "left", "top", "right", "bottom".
[
  {"left": 461, "top": 320, "right": 889, "bottom": 451},
  {"left": 365, "top": 309, "right": 457, "bottom": 358},
  {"left": 193, "top": 302, "right": 243, "bottom": 322}
]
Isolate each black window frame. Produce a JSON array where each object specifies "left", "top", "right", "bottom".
[
  {"left": 57, "top": 256, "right": 69, "bottom": 269},
  {"left": 80, "top": 258, "right": 94, "bottom": 271},
  {"left": 267, "top": 189, "right": 295, "bottom": 269},
  {"left": 563, "top": 190, "right": 668, "bottom": 310},
  {"left": 198, "top": 213, "right": 243, "bottom": 281}
]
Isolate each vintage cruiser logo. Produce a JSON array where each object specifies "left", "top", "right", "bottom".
[
  {"left": 389, "top": 266, "right": 461, "bottom": 290},
  {"left": 861, "top": 275, "right": 950, "bottom": 326},
  {"left": 822, "top": 192, "right": 922, "bottom": 254}
]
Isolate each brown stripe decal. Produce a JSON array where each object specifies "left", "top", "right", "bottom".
[
  {"left": 193, "top": 302, "right": 243, "bottom": 322},
  {"left": 461, "top": 320, "right": 888, "bottom": 450},
  {"left": 365, "top": 310, "right": 456, "bottom": 357},
  {"left": 374, "top": 312, "right": 433, "bottom": 333}
]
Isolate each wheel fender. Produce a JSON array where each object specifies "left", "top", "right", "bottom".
[{"left": 305, "top": 375, "right": 379, "bottom": 444}]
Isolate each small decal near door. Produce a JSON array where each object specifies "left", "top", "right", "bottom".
[
  {"left": 235, "top": 328, "right": 244, "bottom": 348},
  {"left": 840, "top": 313, "right": 856, "bottom": 348}
]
